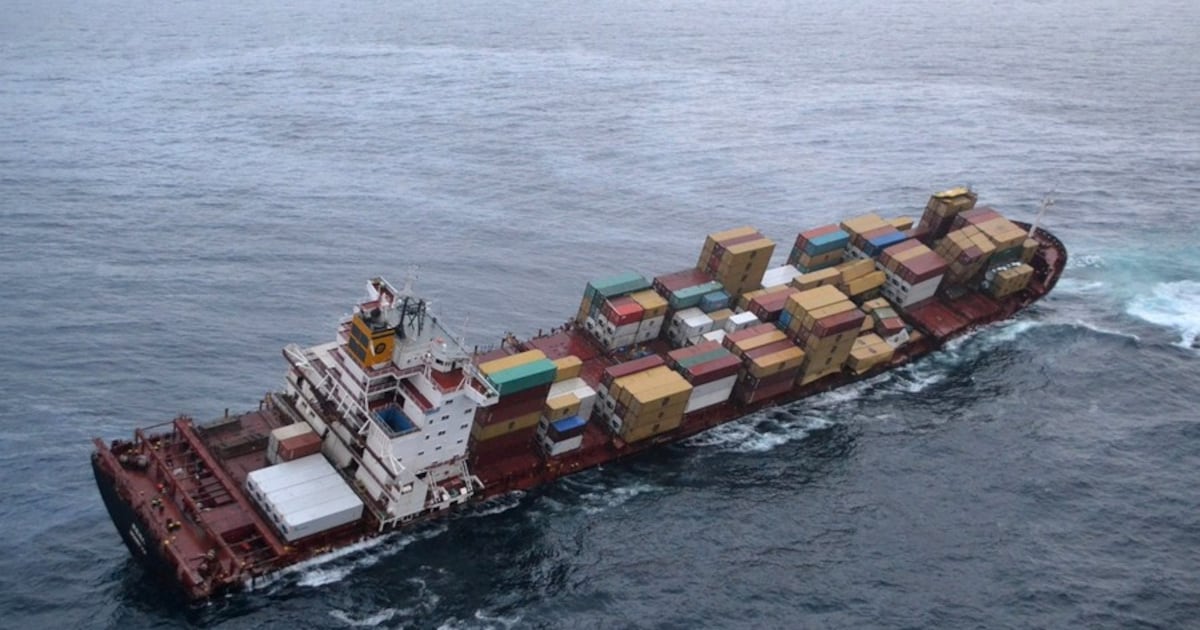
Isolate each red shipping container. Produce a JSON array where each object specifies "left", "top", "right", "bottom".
[
  {"left": 603, "top": 296, "right": 644, "bottom": 327},
  {"left": 601, "top": 355, "right": 666, "bottom": 387},
  {"left": 685, "top": 355, "right": 742, "bottom": 385},
  {"left": 734, "top": 374, "right": 797, "bottom": 404},
  {"left": 654, "top": 268, "right": 714, "bottom": 294},
  {"left": 723, "top": 323, "right": 780, "bottom": 351},
  {"left": 813, "top": 309, "right": 866, "bottom": 337},
  {"left": 277, "top": 432, "right": 322, "bottom": 462},
  {"left": 794, "top": 223, "right": 840, "bottom": 248}
]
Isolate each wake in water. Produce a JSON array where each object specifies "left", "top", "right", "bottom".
[{"left": 1126, "top": 280, "right": 1200, "bottom": 349}]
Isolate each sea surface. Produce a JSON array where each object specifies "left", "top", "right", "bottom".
[{"left": 2, "top": 0, "right": 1199, "bottom": 627}]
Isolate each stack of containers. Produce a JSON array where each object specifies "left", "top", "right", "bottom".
[
  {"left": 723, "top": 324, "right": 806, "bottom": 403},
  {"left": 667, "top": 307, "right": 715, "bottom": 347},
  {"left": 576, "top": 272, "right": 651, "bottom": 325},
  {"left": 653, "top": 268, "right": 725, "bottom": 312},
  {"left": 932, "top": 226, "right": 996, "bottom": 286},
  {"left": 832, "top": 258, "right": 887, "bottom": 302},
  {"left": 629, "top": 289, "right": 669, "bottom": 342},
  {"left": 665, "top": 341, "right": 742, "bottom": 412},
  {"left": 782, "top": 287, "right": 867, "bottom": 385},
  {"left": 536, "top": 374, "right": 597, "bottom": 457},
  {"left": 596, "top": 355, "right": 666, "bottom": 421},
  {"left": 697, "top": 227, "right": 776, "bottom": 298},
  {"left": 841, "top": 213, "right": 910, "bottom": 261},
  {"left": 846, "top": 333, "right": 895, "bottom": 374},
  {"left": 983, "top": 263, "right": 1035, "bottom": 298},
  {"left": 876, "top": 240, "right": 950, "bottom": 310},
  {"left": 787, "top": 225, "right": 849, "bottom": 272},
  {"left": 918, "top": 187, "right": 978, "bottom": 240},
  {"left": 951, "top": 207, "right": 1027, "bottom": 268},
  {"left": 538, "top": 416, "right": 587, "bottom": 457},
  {"left": 747, "top": 287, "right": 799, "bottom": 324},
  {"left": 760, "top": 264, "right": 804, "bottom": 289},
  {"left": 472, "top": 350, "right": 558, "bottom": 442},
  {"left": 604, "top": 366, "right": 693, "bottom": 443},
  {"left": 860, "top": 298, "right": 908, "bottom": 345},
  {"left": 591, "top": 289, "right": 670, "bottom": 350}
]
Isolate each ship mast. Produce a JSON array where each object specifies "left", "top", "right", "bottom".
[{"left": 1029, "top": 193, "right": 1054, "bottom": 237}]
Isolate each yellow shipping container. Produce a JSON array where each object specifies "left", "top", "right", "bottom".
[
  {"left": 621, "top": 410, "right": 685, "bottom": 443},
  {"left": 544, "top": 393, "right": 581, "bottom": 420},
  {"left": 847, "top": 270, "right": 886, "bottom": 296},
  {"left": 552, "top": 356, "right": 583, "bottom": 382},
  {"left": 707, "top": 308, "right": 734, "bottom": 329},
  {"left": 478, "top": 349, "right": 548, "bottom": 376},
  {"left": 1021, "top": 238, "right": 1038, "bottom": 264},
  {"left": 471, "top": 410, "right": 541, "bottom": 441},
  {"left": 629, "top": 290, "right": 669, "bottom": 319},
  {"left": 790, "top": 268, "right": 841, "bottom": 292},
  {"left": 889, "top": 217, "right": 914, "bottom": 231},
  {"left": 836, "top": 259, "right": 876, "bottom": 284},
  {"left": 732, "top": 329, "right": 790, "bottom": 354},
  {"left": 860, "top": 297, "right": 891, "bottom": 313},
  {"left": 847, "top": 335, "right": 895, "bottom": 374},
  {"left": 747, "top": 346, "right": 806, "bottom": 378},
  {"left": 840, "top": 213, "right": 890, "bottom": 236}
]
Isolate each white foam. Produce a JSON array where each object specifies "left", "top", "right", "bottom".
[
  {"left": 1066, "top": 254, "right": 1107, "bottom": 269},
  {"left": 685, "top": 409, "right": 832, "bottom": 454},
  {"left": 249, "top": 524, "right": 448, "bottom": 593},
  {"left": 579, "top": 481, "right": 662, "bottom": 514},
  {"left": 1054, "top": 278, "right": 1107, "bottom": 294},
  {"left": 328, "top": 607, "right": 402, "bottom": 627},
  {"left": 1127, "top": 280, "right": 1200, "bottom": 349},
  {"left": 436, "top": 610, "right": 524, "bottom": 630}
]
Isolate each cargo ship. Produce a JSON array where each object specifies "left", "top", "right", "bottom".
[{"left": 92, "top": 189, "right": 1067, "bottom": 602}]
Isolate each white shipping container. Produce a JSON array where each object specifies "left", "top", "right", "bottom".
[
  {"left": 248, "top": 454, "right": 365, "bottom": 542},
  {"left": 761, "top": 265, "right": 802, "bottom": 289},
  {"left": 247, "top": 453, "right": 338, "bottom": 495},
  {"left": 725, "top": 312, "right": 760, "bottom": 333},
  {"left": 543, "top": 434, "right": 584, "bottom": 457},
  {"left": 702, "top": 330, "right": 727, "bottom": 344},
  {"left": 684, "top": 375, "right": 738, "bottom": 413},
  {"left": 885, "top": 328, "right": 911, "bottom": 348},
  {"left": 548, "top": 378, "right": 597, "bottom": 421}
]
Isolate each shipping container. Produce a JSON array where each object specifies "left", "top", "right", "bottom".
[
  {"left": 478, "top": 349, "right": 548, "bottom": 377},
  {"left": 486, "top": 358, "right": 558, "bottom": 396}
]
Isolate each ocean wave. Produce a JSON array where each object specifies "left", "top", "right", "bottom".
[
  {"left": 1126, "top": 280, "right": 1200, "bottom": 349},
  {"left": 578, "top": 481, "right": 663, "bottom": 515},
  {"left": 436, "top": 609, "right": 524, "bottom": 630},
  {"left": 1066, "top": 254, "right": 1107, "bottom": 269},
  {"left": 249, "top": 525, "right": 448, "bottom": 594},
  {"left": 1053, "top": 278, "right": 1107, "bottom": 294},
  {"left": 685, "top": 410, "right": 833, "bottom": 454}
]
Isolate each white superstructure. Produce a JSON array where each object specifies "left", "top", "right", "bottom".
[{"left": 278, "top": 277, "right": 499, "bottom": 530}]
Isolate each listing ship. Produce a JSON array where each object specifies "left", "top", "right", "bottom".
[{"left": 92, "top": 189, "right": 1067, "bottom": 601}]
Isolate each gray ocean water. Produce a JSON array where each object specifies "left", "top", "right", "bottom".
[{"left": 3, "top": 0, "right": 1199, "bottom": 627}]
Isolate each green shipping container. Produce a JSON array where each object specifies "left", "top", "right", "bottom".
[
  {"left": 670, "top": 281, "right": 725, "bottom": 310},
  {"left": 678, "top": 347, "right": 734, "bottom": 369},
  {"left": 487, "top": 358, "right": 558, "bottom": 396},
  {"left": 585, "top": 272, "right": 651, "bottom": 302}
]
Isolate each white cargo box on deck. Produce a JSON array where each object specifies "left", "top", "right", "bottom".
[
  {"left": 760, "top": 265, "right": 802, "bottom": 289},
  {"left": 246, "top": 453, "right": 364, "bottom": 542},
  {"left": 548, "top": 377, "right": 597, "bottom": 421},
  {"left": 724, "top": 311, "right": 760, "bottom": 333}
]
